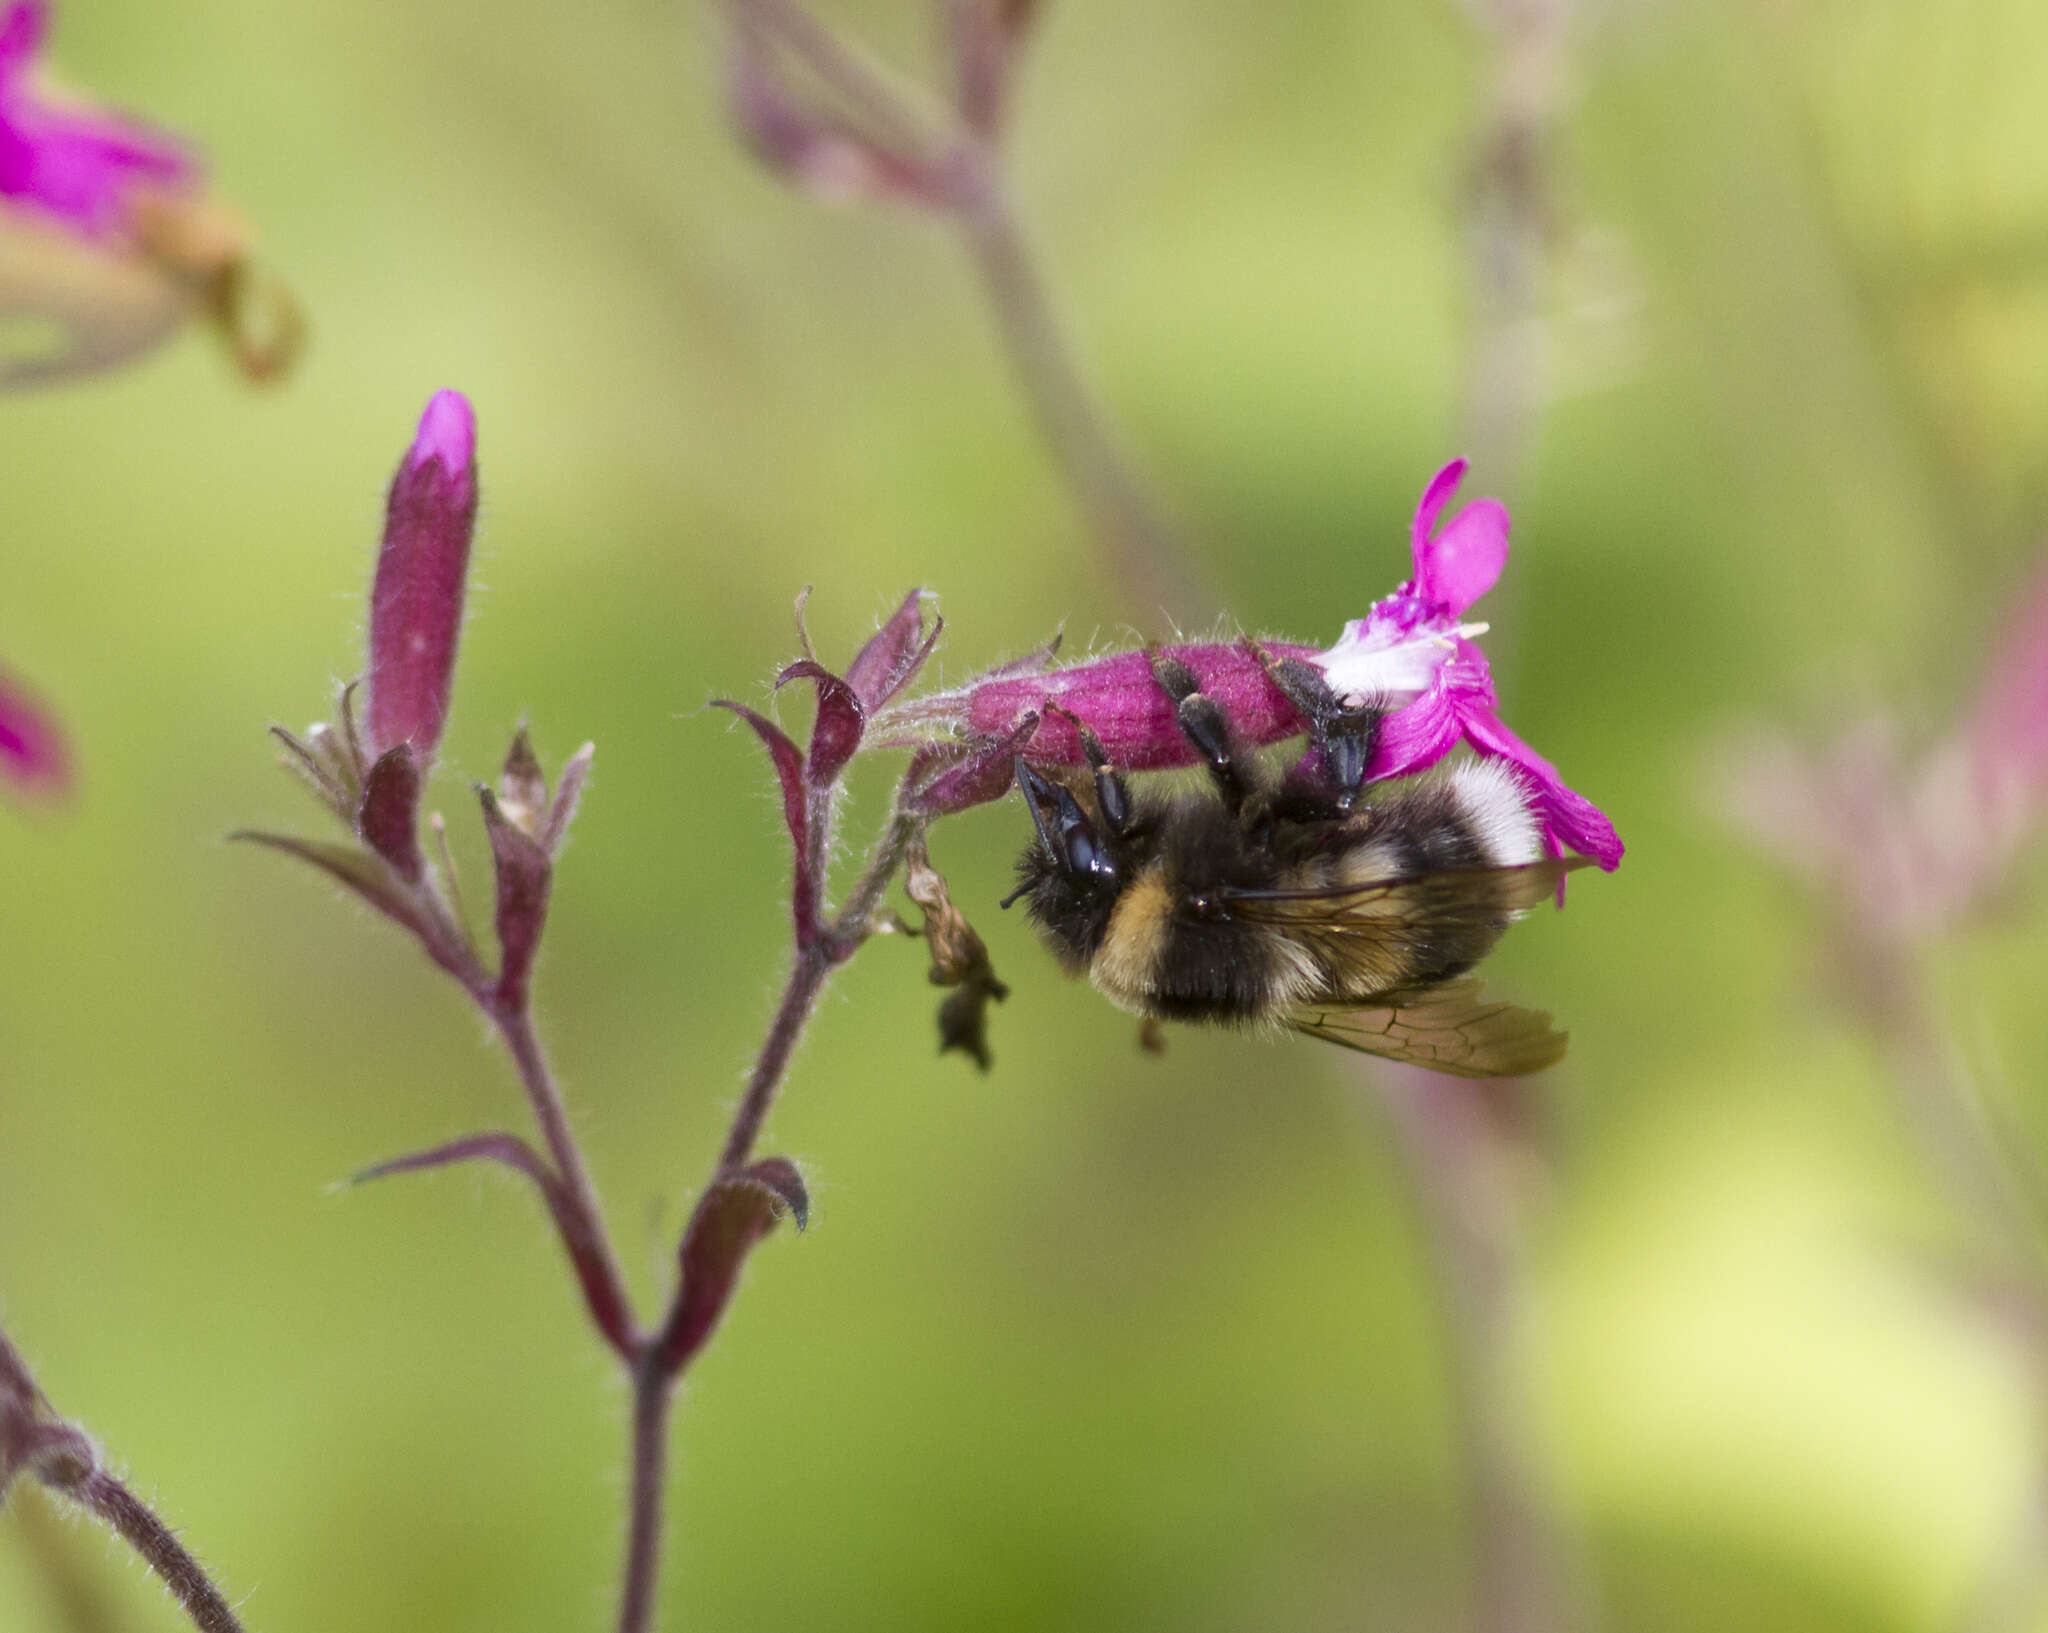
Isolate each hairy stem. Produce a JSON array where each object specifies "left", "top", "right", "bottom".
[
  {"left": 63, "top": 1471, "right": 248, "bottom": 1633},
  {"left": 716, "top": 945, "right": 837, "bottom": 1178},
  {"left": 719, "top": 804, "right": 922, "bottom": 1177},
  {"left": 492, "top": 1003, "right": 639, "bottom": 1352},
  {"left": 615, "top": 1360, "right": 677, "bottom": 1633}
]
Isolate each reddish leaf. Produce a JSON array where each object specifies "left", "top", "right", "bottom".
[
  {"left": 657, "top": 1157, "right": 809, "bottom": 1370},
  {"left": 542, "top": 741, "right": 595, "bottom": 855},
  {"left": 713, "top": 700, "right": 815, "bottom": 941},
  {"left": 910, "top": 710, "right": 1040, "bottom": 815},
  {"left": 357, "top": 743, "right": 424, "bottom": 882},
  {"left": 776, "top": 659, "right": 864, "bottom": 786},
  {"left": 231, "top": 831, "right": 430, "bottom": 942},
  {"left": 479, "top": 787, "right": 552, "bottom": 1012},
  {"left": 354, "top": 1130, "right": 634, "bottom": 1355},
  {"left": 844, "top": 588, "right": 939, "bottom": 712},
  {"left": 713, "top": 701, "right": 805, "bottom": 850}
]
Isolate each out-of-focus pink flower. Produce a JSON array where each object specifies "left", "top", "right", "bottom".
[
  {"left": 880, "top": 459, "right": 1622, "bottom": 871},
  {"left": 366, "top": 391, "right": 478, "bottom": 769},
  {"left": 0, "top": 665, "right": 66, "bottom": 797},
  {"left": 0, "top": 0, "right": 299, "bottom": 387},
  {"left": 1730, "top": 546, "right": 2048, "bottom": 938},
  {"left": 0, "top": 1, "right": 193, "bottom": 240}
]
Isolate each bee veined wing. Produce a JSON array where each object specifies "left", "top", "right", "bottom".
[
  {"left": 1284, "top": 977, "right": 1569, "bottom": 1077},
  {"left": 1219, "top": 857, "right": 1586, "bottom": 994}
]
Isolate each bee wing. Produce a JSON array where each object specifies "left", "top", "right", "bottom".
[
  {"left": 1220, "top": 857, "right": 1585, "bottom": 993},
  {"left": 1285, "top": 977, "right": 1568, "bottom": 1077}
]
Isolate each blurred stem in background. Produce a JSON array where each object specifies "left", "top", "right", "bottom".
[
  {"left": 1455, "top": 0, "right": 1572, "bottom": 493},
  {"left": 1376, "top": 3, "right": 1596, "bottom": 1630},
  {"left": 724, "top": 0, "right": 1206, "bottom": 627},
  {"left": 1727, "top": 551, "right": 2048, "bottom": 1629},
  {"left": 721, "top": 5, "right": 1598, "bottom": 1629}
]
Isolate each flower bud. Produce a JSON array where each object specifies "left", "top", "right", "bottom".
[{"left": 365, "top": 390, "right": 477, "bottom": 768}]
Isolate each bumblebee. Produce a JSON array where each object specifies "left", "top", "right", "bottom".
[{"left": 1006, "top": 650, "right": 1582, "bottom": 1077}]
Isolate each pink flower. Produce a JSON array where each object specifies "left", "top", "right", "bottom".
[
  {"left": 880, "top": 458, "right": 1622, "bottom": 872},
  {"left": 1309, "top": 458, "right": 1506, "bottom": 701},
  {"left": 0, "top": 665, "right": 67, "bottom": 796},
  {"left": 0, "top": 1, "right": 300, "bottom": 387},
  {"left": 0, "top": 1, "right": 194, "bottom": 240},
  {"left": 1334, "top": 460, "right": 1622, "bottom": 870}
]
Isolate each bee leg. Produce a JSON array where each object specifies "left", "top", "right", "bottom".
[
  {"left": 1146, "top": 648, "right": 1258, "bottom": 812},
  {"left": 1045, "top": 703, "right": 1135, "bottom": 837},
  {"left": 1245, "top": 639, "right": 1382, "bottom": 810}
]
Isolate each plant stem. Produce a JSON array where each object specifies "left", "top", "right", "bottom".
[
  {"left": 68, "top": 1470, "right": 249, "bottom": 1633},
  {"left": 1368, "top": 1067, "right": 1582, "bottom": 1633},
  {"left": 718, "top": 805, "right": 922, "bottom": 1178},
  {"left": 736, "top": 0, "right": 942, "bottom": 163},
  {"left": 954, "top": 173, "right": 1204, "bottom": 628},
  {"left": 615, "top": 1360, "right": 677, "bottom": 1633},
  {"left": 716, "top": 945, "right": 837, "bottom": 1178},
  {"left": 493, "top": 1003, "right": 639, "bottom": 1351}
]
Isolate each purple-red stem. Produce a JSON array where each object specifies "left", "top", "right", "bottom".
[
  {"left": 616, "top": 1361, "right": 677, "bottom": 1633},
  {"left": 490, "top": 1001, "right": 639, "bottom": 1354},
  {"left": 613, "top": 801, "right": 921, "bottom": 1632},
  {"left": 69, "top": 1471, "right": 250, "bottom": 1633},
  {"left": 715, "top": 801, "right": 920, "bottom": 1179}
]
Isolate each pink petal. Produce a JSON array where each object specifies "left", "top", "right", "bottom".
[
  {"left": 1460, "top": 704, "right": 1624, "bottom": 871},
  {"left": 1363, "top": 681, "right": 1465, "bottom": 782},
  {"left": 0, "top": 3, "right": 196, "bottom": 239},
  {"left": 1418, "top": 497, "right": 1509, "bottom": 615},
  {"left": 1409, "top": 459, "right": 1469, "bottom": 569},
  {"left": 0, "top": 3, "right": 44, "bottom": 79}
]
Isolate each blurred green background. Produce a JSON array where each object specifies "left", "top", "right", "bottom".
[{"left": 7, "top": 0, "right": 2048, "bottom": 1628}]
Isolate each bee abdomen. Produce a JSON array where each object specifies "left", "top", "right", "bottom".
[{"left": 1090, "top": 863, "right": 1316, "bottom": 1024}]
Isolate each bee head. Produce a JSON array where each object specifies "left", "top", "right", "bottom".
[{"left": 1003, "top": 758, "right": 1122, "bottom": 964}]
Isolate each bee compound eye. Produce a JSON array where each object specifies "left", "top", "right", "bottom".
[{"left": 1063, "top": 825, "right": 1116, "bottom": 885}]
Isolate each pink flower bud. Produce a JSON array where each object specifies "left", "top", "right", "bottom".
[{"left": 365, "top": 390, "right": 477, "bottom": 767}]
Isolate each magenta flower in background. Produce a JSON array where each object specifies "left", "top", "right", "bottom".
[
  {"left": 0, "top": 0, "right": 193, "bottom": 240},
  {"left": 1729, "top": 545, "right": 2048, "bottom": 938},
  {"left": 0, "top": 0, "right": 299, "bottom": 386},
  {"left": 880, "top": 459, "right": 1622, "bottom": 871},
  {"left": 0, "top": 666, "right": 67, "bottom": 797}
]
